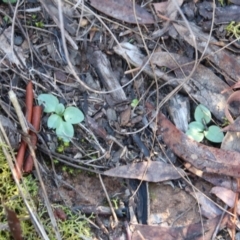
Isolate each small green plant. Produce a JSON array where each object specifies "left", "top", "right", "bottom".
[
  {"left": 131, "top": 98, "right": 139, "bottom": 108},
  {"left": 186, "top": 104, "right": 224, "bottom": 143},
  {"left": 3, "top": 16, "right": 11, "bottom": 24},
  {"left": 57, "top": 144, "right": 65, "bottom": 153},
  {"left": 111, "top": 198, "right": 119, "bottom": 209},
  {"left": 218, "top": 0, "right": 225, "bottom": 6},
  {"left": 225, "top": 21, "right": 240, "bottom": 39},
  {"left": 35, "top": 21, "right": 44, "bottom": 28},
  {"left": 38, "top": 94, "right": 84, "bottom": 143},
  {"left": 31, "top": 14, "right": 37, "bottom": 20},
  {"left": 56, "top": 139, "right": 70, "bottom": 153},
  {"left": 221, "top": 117, "right": 230, "bottom": 128}
]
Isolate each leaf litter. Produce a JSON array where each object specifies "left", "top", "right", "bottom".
[{"left": 2, "top": 0, "right": 240, "bottom": 239}]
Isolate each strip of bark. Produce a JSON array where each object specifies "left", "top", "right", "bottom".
[
  {"left": 15, "top": 81, "right": 33, "bottom": 179},
  {"left": 25, "top": 81, "right": 33, "bottom": 122},
  {"left": 23, "top": 106, "right": 42, "bottom": 173}
]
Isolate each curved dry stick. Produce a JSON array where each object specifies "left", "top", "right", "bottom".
[
  {"left": 23, "top": 106, "right": 42, "bottom": 173},
  {"left": 15, "top": 81, "right": 33, "bottom": 179}
]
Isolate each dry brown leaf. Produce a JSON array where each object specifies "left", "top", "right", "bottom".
[
  {"left": 190, "top": 192, "right": 222, "bottom": 219},
  {"left": 152, "top": 0, "right": 183, "bottom": 38},
  {"left": 103, "top": 161, "right": 185, "bottom": 182},
  {"left": 131, "top": 214, "right": 228, "bottom": 240},
  {"left": 152, "top": 2, "right": 168, "bottom": 14},
  {"left": 120, "top": 106, "right": 131, "bottom": 126},
  {"left": 211, "top": 186, "right": 240, "bottom": 215},
  {"left": 0, "top": 27, "right": 26, "bottom": 67},
  {"left": 90, "top": 0, "right": 155, "bottom": 24},
  {"left": 224, "top": 91, "right": 240, "bottom": 124},
  {"left": 87, "top": 116, "right": 107, "bottom": 139},
  {"left": 5, "top": 207, "right": 23, "bottom": 240},
  {"left": 186, "top": 163, "right": 239, "bottom": 192},
  {"left": 174, "top": 22, "right": 240, "bottom": 84},
  {"left": 202, "top": 172, "right": 238, "bottom": 192},
  {"left": 154, "top": 0, "right": 183, "bottom": 20}
]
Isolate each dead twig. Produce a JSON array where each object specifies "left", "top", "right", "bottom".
[{"left": 98, "top": 174, "right": 118, "bottom": 227}]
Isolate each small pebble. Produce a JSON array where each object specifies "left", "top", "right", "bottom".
[{"left": 14, "top": 35, "right": 24, "bottom": 46}]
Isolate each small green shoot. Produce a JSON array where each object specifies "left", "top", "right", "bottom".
[
  {"left": 225, "top": 21, "right": 240, "bottom": 39},
  {"left": 3, "top": 16, "right": 10, "bottom": 24},
  {"left": 186, "top": 104, "right": 224, "bottom": 143},
  {"left": 221, "top": 117, "right": 230, "bottom": 127},
  {"left": 53, "top": 159, "right": 59, "bottom": 164},
  {"left": 38, "top": 94, "right": 84, "bottom": 143},
  {"left": 111, "top": 198, "right": 119, "bottom": 209},
  {"left": 218, "top": 0, "right": 225, "bottom": 6},
  {"left": 57, "top": 145, "right": 65, "bottom": 153},
  {"left": 35, "top": 21, "right": 44, "bottom": 28},
  {"left": 131, "top": 99, "right": 139, "bottom": 108},
  {"left": 31, "top": 14, "right": 37, "bottom": 20},
  {"left": 56, "top": 139, "right": 70, "bottom": 153}
]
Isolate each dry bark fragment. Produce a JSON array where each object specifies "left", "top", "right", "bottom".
[{"left": 88, "top": 50, "right": 127, "bottom": 102}]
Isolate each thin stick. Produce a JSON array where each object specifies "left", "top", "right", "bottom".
[
  {"left": 8, "top": 90, "right": 28, "bottom": 134},
  {"left": 98, "top": 174, "right": 118, "bottom": 227},
  {"left": 25, "top": 81, "right": 33, "bottom": 123}
]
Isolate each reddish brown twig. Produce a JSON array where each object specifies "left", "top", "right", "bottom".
[
  {"left": 15, "top": 81, "right": 33, "bottom": 179},
  {"left": 25, "top": 81, "right": 33, "bottom": 123},
  {"left": 15, "top": 142, "right": 27, "bottom": 179},
  {"left": 23, "top": 106, "right": 42, "bottom": 173}
]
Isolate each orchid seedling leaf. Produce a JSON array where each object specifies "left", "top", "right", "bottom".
[
  {"left": 194, "top": 104, "right": 211, "bottom": 124},
  {"left": 38, "top": 94, "right": 59, "bottom": 113},
  {"left": 204, "top": 125, "right": 224, "bottom": 143},
  {"left": 56, "top": 121, "right": 74, "bottom": 142},
  {"left": 47, "top": 114, "right": 62, "bottom": 129},
  {"left": 64, "top": 106, "right": 84, "bottom": 124}
]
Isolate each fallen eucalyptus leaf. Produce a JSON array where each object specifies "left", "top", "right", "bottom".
[{"left": 104, "top": 161, "right": 185, "bottom": 182}]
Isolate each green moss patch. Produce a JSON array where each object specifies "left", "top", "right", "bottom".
[{"left": 0, "top": 149, "right": 92, "bottom": 239}]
